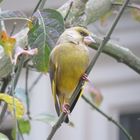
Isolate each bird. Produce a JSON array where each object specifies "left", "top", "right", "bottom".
[{"left": 49, "top": 26, "right": 95, "bottom": 122}]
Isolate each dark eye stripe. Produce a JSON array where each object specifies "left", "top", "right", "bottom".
[{"left": 79, "top": 31, "right": 88, "bottom": 36}]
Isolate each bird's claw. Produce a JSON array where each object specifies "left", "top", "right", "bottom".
[
  {"left": 62, "top": 103, "right": 70, "bottom": 115},
  {"left": 82, "top": 73, "right": 89, "bottom": 82}
]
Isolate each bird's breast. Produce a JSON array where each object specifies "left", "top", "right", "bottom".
[{"left": 54, "top": 43, "right": 89, "bottom": 97}]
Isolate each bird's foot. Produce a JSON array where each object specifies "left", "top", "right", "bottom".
[
  {"left": 82, "top": 73, "right": 89, "bottom": 82},
  {"left": 62, "top": 103, "right": 70, "bottom": 115}
]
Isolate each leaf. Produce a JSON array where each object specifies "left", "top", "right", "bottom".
[
  {"left": 0, "top": 10, "right": 29, "bottom": 21},
  {"left": 86, "top": 84, "right": 103, "bottom": 107},
  {"left": 0, "top": 133, "right": 9, "bottom": 140},
  {"left": 18, "top": 119, "right": 31, "bottom": 134},
  {"left": 0, "top": 31, "right": 16, "bottom": 61},
  {"left": 0, "top": 93, "right": 25, "bottom": 119},
  {"left": 28, "top": 9, "right": 65, "bottom": 72},
  {"left": 90, "top": 87, "right": 103, "bottom": 106},
  {"left": 35, "top": 114, "right": 58, "bottom": 126},
  {"left": 131, "top": 9, "right": 140, "bottom": 22},
  {"left": 12, "top": 119, "right": 31, "bottom": 140}
]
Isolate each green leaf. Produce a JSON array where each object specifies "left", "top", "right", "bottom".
[
  {"left": 28, "top": 9, "right": 65, "bottom": 72},
  {"left": 0, "top": 10, "right": 29, "bottom": 21},
  {"left": 12, "top": 119, "right": 31, "bottom": 140},
  {"left": 18, "top": 119, "right": 31, "bottom": 134},
  {"left": 35, "top": 114, "right": 58, "bottom": 126},
  {"left": 0, "top": 133, "right": 9, "bottom": 140}
]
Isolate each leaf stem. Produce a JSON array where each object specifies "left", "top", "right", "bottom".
[
  {"left": 82, "top": 95, "right": 133, "bottom": 140},
  {"left": 46, "top": 0, "right": 130, "bottom": 139}
]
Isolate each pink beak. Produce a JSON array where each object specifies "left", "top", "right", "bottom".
[{"left": 84, "top": 35, "right": 96, "bottom": 45}]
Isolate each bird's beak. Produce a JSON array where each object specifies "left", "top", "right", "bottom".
[{"left": 84, "top": 35, "right": 96, "bottom": 45}]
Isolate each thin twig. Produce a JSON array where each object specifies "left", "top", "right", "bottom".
[
  {"left": 29, "top": 73, "right": 42, "bottom": 92},
  {"left": 10, "top": 65, "right": 19, "bottom": 140},
  {"left": 33, "top": 0, "right": 47, "bottom": 14},
  {"left": 0, "top": 56, "right": 25, "bottom": 125},
  {"left": 0, "top": 76, "right": 10, "bottom": 92},
  {"left": 32, "top": 0, "right": 42, "bottom": 14},
  {"left": 10, "top": 22, "right": 17, "bottom": 36},
  {"left": 0, "top": 103, "right": 7, "bottom": 124},
  {"left": 82, "top": 95, "right": 133, "bottom": 140},
  {"left": 47, "top": 113, "right": 66, "bottom": 140},
  {"left": 112, "top": 2, "right": 140, "bottom": 11},
  {"left": 38, "top": 0, "right": 47, "bottom": 10},
  {"left": 0, "top": 8, "right": 6, "bottom": 31},
  {"left": 25, "top": 67, "right": 31, "bottom": 119},
  {"left": 46, "top": 0, "right": 130, "bottom": 139},
  {"left": 64, "top": 1, "right": 73, "bottom": 21}
]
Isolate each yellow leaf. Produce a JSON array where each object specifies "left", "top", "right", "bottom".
[
  {"left": 0, "top": 93, "right": 25, "bottom": 119},
  {"left": 89, "top": 87, "right": 103, "bottom": 106},
  {"left": 86, "top": 83, "right": 103, "bottom": 106},
  {"left": 27, "top": 19, "right": 33, "bottom": 30},
  {"left": 0, "top": 31, "right": 16, "bottom": 60}
]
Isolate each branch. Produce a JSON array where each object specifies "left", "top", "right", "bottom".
[
  {"left": 58, "top": 0, "right": 112, "bottom": 26},
  {"left": 47, "top": 0, "right": 130, "bottom": 139},
  {"left": 90, "top": 35, "right": 140, "bottom": 74},
  {"left": 33, "top": 0, "right": 48, "bottom": 14},
  {"left": 25, "top": 67, "right": 31, "bottom": 119},
  {"left": 82, "top": 95, "right": 133, "bottom": 140},
  {"left": 58, "top": 0, "right": 88, "bottom": 27},
  {"left": 64, "top": 1, "right": 73, "bottom": 21},
  {"left": 112, "top": 2, "right": 140, "bottom": 11},
  {"left": 29, "top": 73, "right": 42, "bottom": 92},
  {"left": 0, "top": 56, "right": 25, "bottom": 125}
]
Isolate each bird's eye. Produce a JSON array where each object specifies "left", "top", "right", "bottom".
[{"left": 79, "top": 31, "right": 88, "bottom": 37}]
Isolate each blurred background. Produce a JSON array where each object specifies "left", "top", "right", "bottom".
[{"left": 0, "top": 0, "right": 140, "bottom": 140}]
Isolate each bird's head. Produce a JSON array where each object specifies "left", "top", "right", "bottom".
[{"left": 57, "top": 26, "right": 96, "bottom": 46}]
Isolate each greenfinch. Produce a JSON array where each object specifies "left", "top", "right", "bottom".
[{"left": 49, "top": 27, "right": 95, "bottom": 122}]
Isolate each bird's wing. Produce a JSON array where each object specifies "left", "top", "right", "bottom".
[{"left": 49, "top": 58, "right": 60, "bottom": 116}]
